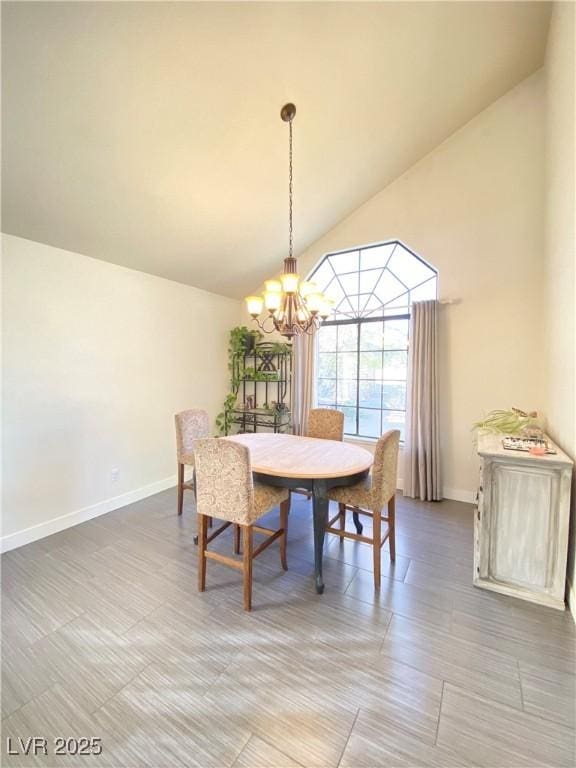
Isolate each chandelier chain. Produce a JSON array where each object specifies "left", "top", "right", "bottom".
[
  {"left": 288, "top": 118, "right": 293, "bottom": 259},
  {"left": 245, "top": 103, "right": 330, "bottom": 338}
]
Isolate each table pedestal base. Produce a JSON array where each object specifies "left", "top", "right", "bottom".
[{"left": 312, "top": 479, "right": 328, "bottom": 594}]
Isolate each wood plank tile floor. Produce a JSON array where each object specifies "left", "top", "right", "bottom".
[{"left": 2, "top": 490, "right": 575, "bottom": 767}]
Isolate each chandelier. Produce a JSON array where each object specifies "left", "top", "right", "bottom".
[{"left": 245, "top": 103, "right": 333, "bottom": 338}]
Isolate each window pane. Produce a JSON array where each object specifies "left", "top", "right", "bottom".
[
  {"left": 359, "top": 268, "right": 383, "bottom": 294},
  {"left": 337, "top": 324, "right": 357, "bottom": 352},
  {"left": 374, "top": 271, "right": 407, "bottom": 306},
  {"left": 359, "top": 351, "right": 382, "bottom": 380},
  {"left": 338, "top": 352, "right": 357, "bottom": 378},
  {"left": 409, "top": 277, "right": 437, "bottom": 303},
  {"left": 335, "top": 297, "right": 355, "bottom": 317},
  {"left": 360, "top": 321, "right": 383, "bottom": 350},
  {"left": 382, "top": 410, "right": 405, "bottom": 441},
  {"left": 318, "top": 378, "right": 336, "bottom": 404},
  {"left": 359, "top": 380, "right": 382, "bottom": 409},
  {"left": 363, "top": 295, "right": 382, "bottom": 315},
  {"left": 360, "top": 243, "right": 395, "bottom": 271},
  {"left": 318, "top": 352, "right": 336, "bottom": 378},
  {"left": 384, "top": 319, "right": 409, "bottom": 349},
  {"left": 358, "top": 294, "right": 373, "bottom": 314},
  {"left": 388, "top": 249, "right": 435, "bottom": 289},
  {"left": 359, "top": 408, "right": 381, "bottom": 438},
  {"left": 329, "top": 250, "right": 359, "bottom": 275},
  {"left": 347, "top": 294, "right": 363, "bottom": 314},
  {"left": 382, "top": 382, "right": 406, "bottom": 410},
  {"left": 308, "top": 259, "right": 335, "bottom": 293},
  {"left": 340, "top": 406, "right": 357, "bottom": 435},
  {"left": 338, "top": 272, "right": 359, "bottom": 296},
  {"left": 383, "top": 351, "right": 407, "bottom": 380},
  {"left": 382, "top": 302, "right": 410, "bottom": 317},
  {"left": 337, "top": 379, "right": 357, "bottom": 406},
  {"left": 324, "top": 279, "right": 344, "bottom": 308},
  {"left": 318, "top": 325, "right": 336, "bottom": 352}
]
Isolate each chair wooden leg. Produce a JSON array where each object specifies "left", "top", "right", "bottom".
[
  {"left": 233, "top": 524, "right": 241, "bottom": 555},
  {"left": 338, "top": 503, "right": 346, "bottom": 541},
  {"left": 372, "top": 508, "right": 381, "bottom": 590},
  {"left": 388, "top": 495, "right": 396, "bottom": 562},
  {"left": 177, "top": 464, "right": 184, "bottom": 515},
  {"left": 242, "top": 525, "right": 253, "bottom": 611},
  {"left": 197, "top": 514, "right": 207, "bottom": 592},
  {"left": 280, "top": 499, "right": 289, "bottom": 571}
]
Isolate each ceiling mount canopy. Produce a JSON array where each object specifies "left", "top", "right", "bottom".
[
  {"left": 245, "top": 103, "right": 333, "bottom": 338},
  {"left": 280, "top": 102, "right": 296, "bottom": 122}
]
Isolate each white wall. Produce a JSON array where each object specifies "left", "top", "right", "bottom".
[
  {"left": 543, "top": 2, "right": 576, "bottom": 610},
  {"left": 296, "top": 72, "right": 546, "bottom": 500},
  {"left": 1, "top": 235, "right": 240, "bottom": 550}
]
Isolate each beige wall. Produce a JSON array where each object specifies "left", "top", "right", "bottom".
[
  {"left": 296, "top": 72, "right": 546, "bottom": 499},
  {"left": 543, "top": 3, "right": 576, "bottom": 603},
  {"left": 1, "top": 235, "right": 240, "bottom": 549}
]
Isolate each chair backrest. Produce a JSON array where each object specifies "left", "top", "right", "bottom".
[
  {"left": 306, "top": 408, "right": 344, "bottom": 441},
  {"left": 174, "top": 409, "right": 209, "bottom": 461},
  {"left": 194, "top": 439, "right": 254, "bottom": 524},
  {"left": 372, "top": 430, "right": 401, "bottom": 507}
]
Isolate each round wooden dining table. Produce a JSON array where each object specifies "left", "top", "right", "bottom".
[{"left": 226, "top": 433, "right": 373, "bottom": 594}]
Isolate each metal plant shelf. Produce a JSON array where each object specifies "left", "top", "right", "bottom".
[
  {"left": 225, "top": 342, "right": 292, "bottom": 436},
  {"left": 226, "top": 408, "right": 292, "bottom": 435}
]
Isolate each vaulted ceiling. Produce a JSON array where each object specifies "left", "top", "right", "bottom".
[{"left": 2, "top": 1, "right": 551, "bottom": 298}]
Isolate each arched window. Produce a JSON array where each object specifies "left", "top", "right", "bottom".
[{"left": 308, "top": 240, "right": 437, "bottom": 440}]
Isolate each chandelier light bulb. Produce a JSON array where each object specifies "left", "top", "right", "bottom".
[
  {"left": 305, "top": 293, "right": 324, "bottom": 314},
  {"left": 280, "top": 272, "right": 299, "bottom": 294},
  {"left": 264, "top": 291, "right": 282, "bottom": 312},
  {"left": 245, "top": 295, "right": 264, "bottom": 317}
]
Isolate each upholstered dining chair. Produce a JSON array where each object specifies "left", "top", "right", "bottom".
[
  {"left": 174, "top": 409, "right": 210, "bottom": 516},
  {"left": 326, "top": 429, "right": 400, "bottom": 589},
  {"left": 293, "top": 408, "right": 345, "bottom": 501},
  {"left": 307, "top": 407, "right": 345, "bottom": 441},
  {"left": 194, "top": 438, "right": 290, "bottom": 611}
]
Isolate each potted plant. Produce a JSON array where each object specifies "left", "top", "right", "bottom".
[
  {"left": 245, "top": 329, "right": 262, "bottom": 352},
  {"left": 472, "top": 407, "right": 542, "bottom": 436}
]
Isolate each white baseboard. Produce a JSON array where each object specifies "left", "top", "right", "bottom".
[
  {"left": 1, "top": 468, "right": 475, "bottom": 555},
  {"left": 344, "top": 438, "right": 475, "bottom": 504},
  {"left": 568, "top": 578, "right": 576, "bottom": 624},
  {"left": 0, "top": 474, "right": 179, "bottom": 554},
  {"left": 442, "top": 487, "right": 476, "bottom": 504},
  {"left": 399, "top": 480, "right": 475, "bottom": 505}
]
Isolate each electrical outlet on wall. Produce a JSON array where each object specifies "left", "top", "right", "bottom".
[{"left": 111, "top": 468, "right": 119, "bottom": 482}]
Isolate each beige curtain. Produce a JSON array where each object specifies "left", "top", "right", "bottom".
[
  {"left": 291, "top": 331, "right": 317, "bottom": 435},
  {"left": 403, "top": 300, "right": 442, "bottom": 501}
]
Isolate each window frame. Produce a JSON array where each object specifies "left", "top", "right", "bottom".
[
  {"left": 317, "top": 313, "right": 410, "bottom": 440},
  {"left": 311, "top": 240, "right": 438, "bottom": 441}
]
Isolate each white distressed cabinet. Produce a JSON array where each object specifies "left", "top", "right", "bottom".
[{"left": 475, "top": 434, "right": 573, "bottom": 610}]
